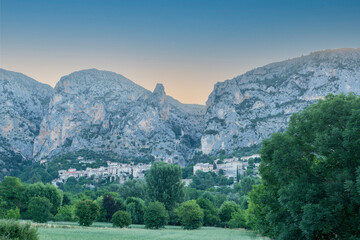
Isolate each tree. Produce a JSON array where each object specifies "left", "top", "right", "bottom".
[
  {"left": 112, "top": 210, "right": 131, "bottom": 228},
  {"left": 248, "top": 94, "right": 360, "bottom": 239},
  {"left": 102, "top": 195, "right": 119, "bottom": 222},
  {"left": 228, "top": 209, "right": 248, "bottom": 229},
  {"left": 176, "top": 200, "right": 204, "bottom": 230},
  {"left": 54, "top": 205, "right": 75, "bottom": 222},
  {"left": 0, "top": 177, "right": 23, "bottom": 209},
  {"left": 28, "top": 197, "right": 52, "bottom": 223},
  {"left": 144, "top": 201, "right": 168, "bottom": 229},
  {"left": 117, "top": 179, "right": 147, "bottom": 200},
  {"left": 21, "top": 182, "right": 62, "bottom": 215},
  {"left": 125, "top": 197, "right": 145, "bottom": 224},
  {"left": 75, "top": 200, "right": 99, "bottom": 226},
  {"left": 219, "top": 201, "right": 239, "bottom": 226},
  {"left": 146, "top": 162, "right": 184, "bottom": 210},
  {"left": 196, "top": 198, "right": 219, "bottom": 226}
]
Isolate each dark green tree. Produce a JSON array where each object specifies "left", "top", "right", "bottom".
[
  {"left": 219, "top": 201, "right": 240, "bottom": 226},
  {"left": 102, "top": 195, "right": 119, "bottom": 222},
  {"left": 0, "top": 177, "right": 23, "bottom": 209},
  {"left": 75, "top": 200, "right": 99, "bottom": 226},
  {"left": 125, "top": 197, "right": 145, "bottom": 224},
  {"left": 146, "top": 162, "right": 184, "bottom": 210},
  {"left": 176, "top": 200, "right": 204, "bottom": 230},
  {"left": 248, "top": 94, "right": 360, "bottom": 239},
  {"left": 112, "top": 210, "right": 131, "bottom": 228},
  {"left": 21, "top": 182, "right": 62, "bottom": 215},
  {"left": 144, "top": 201, "right": 168, "bottom": 229},
  {"left": 196, "top": 197, "right": 219, "bottom": 226},
  {"left": 28, "top": 197, "right": 52, "bottom": 223}
]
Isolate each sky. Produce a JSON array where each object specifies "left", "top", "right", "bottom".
[{"left": 1, "top": 0, "right": 360, "bottom": 104}]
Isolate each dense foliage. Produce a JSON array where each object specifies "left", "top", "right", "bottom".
[
  {"left": 112, "top": 210, "right": 131, "bottom": 228},
  {"left": 146, "top": 162, "right": 184, "bottom": 210},
  {"left": 176, "top": 200, "right": 204, "bottom": 229},
  {"left": 144, "top": 201, "right": 168, "bottom": 229},
  {"left": 248, "top": 94, "right": 360, "bottom": 239},
  {"left": 28, "top": 197, "right": 52, "bottom": 223},
  {"left": 0, "top": 220, "right": 38, "bottom": 240},
  {"left": 75, "top": 200, "right": 99, "bottom": 226}
]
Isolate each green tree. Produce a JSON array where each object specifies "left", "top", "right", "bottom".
[
  {"left": 54, "top": 205, "right": 75, "bottom": 222},
  {"left": 228, "top": 209, "right": 248, "bottom": 229},
  {"left": 75, "top": 200, "right": 99, "bottom": 226},
  {"left": 112, "top": 210, "right": 131, "bottom": 228},
  {"left": 5, "top": 208, "right": 20, "bottom": 220},
  {"left": 176, "top": 200, "right": 204, "bottom": 230},
  {"left": 28, "top": 197, "right": 52, "bottom": 223},
  {"left": 117, "top": 179, "right": 147, "bottom": 200},
  {"left": 144, "top": 201, "right": 168, "bottom": 229},
  {"left": 248, "top": 94, "right": 360, "bottom": 239},
  {"left": 21, "top": 182, "right": 62, "bottom": 215},
  {"left": 146, "top": 162, "right": 184, "bottom": 210},
  {"left": 0, "top": 177, "right": 23, "bottom": 209},
  {"left": 125, "top": 197, "right": 145, "bottom": 224},
  {"left": 219, "top": 201, "right": 240, "bottom": 226},
  {"left": 196, "top": 198, "right": 219, "bottom": 226}
]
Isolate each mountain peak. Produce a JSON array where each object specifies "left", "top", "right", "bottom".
[{"left": 153, "top": 83, "right": 165, "bottom": 95}]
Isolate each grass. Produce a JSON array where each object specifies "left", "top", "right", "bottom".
[{"left": 34, "top": 221, "right": 268, "bottom": 240}]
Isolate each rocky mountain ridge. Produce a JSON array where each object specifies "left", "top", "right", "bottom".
[
  {"left": 201, "top": 48, "right": 360, "bottom": 154},
  {"left": 1, "top": 48, "right": 360, "bottom": 174}
]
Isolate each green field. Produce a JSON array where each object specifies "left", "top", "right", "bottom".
[{"left": 35, "top": 222, "right": 268, "bottom": 240}]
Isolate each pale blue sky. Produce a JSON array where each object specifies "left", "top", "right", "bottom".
[{"left": 1, "top": 0, "right": 360, "bottom": 104}]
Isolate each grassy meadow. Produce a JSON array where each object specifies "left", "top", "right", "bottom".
[{"left": 34, "top": 222, "right": 268, "bottom": 240}]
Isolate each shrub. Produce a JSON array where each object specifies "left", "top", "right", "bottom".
[
  {"left": 5, "top": 208, "right": 20, "bottom": 220},
  {"left": 144, "top": 201, "right": 168, "bottom": 229},
  {"left": 75, "top": 200, "right": 99, "bottom": 226},
  {"left": 196, "top": 198, "right": 219, "bottom": 226},
  {"left": 125, "top": 197, "right": 145, "bottom": 224},
  {"left": 176, "top": 200, "right": 204, "bottom": 230},
  {"left": 112, "top": 210, "right": 131, "bottom": 228},
  {"left": 0, "top": 220, "right": 38, "bottom": 240},
  {"left": 28, "top": 197, "right": 52, "bottom": 223},
  {"left": 54, "top": 205, "right": 76, "bottom": 222},
  {"left": 228, "top": 209, "right": 248, "bottom": 229},
  {"left": 219, "top": 201, "right": 240, "bottom": 226}
]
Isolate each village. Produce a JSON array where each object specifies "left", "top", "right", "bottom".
[{"left": 51, "top": 154, "right": 260, "bottom": 187}]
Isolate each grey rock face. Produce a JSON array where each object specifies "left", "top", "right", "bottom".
[
  {"left": 0, "top": 68, "right": 53, "bottom": 159},
  {"left": 202, "top": 49, "right": 360, "bottom": 154},
  {"left": 33, "top": 69, "right": 205, "bottom": 165}
]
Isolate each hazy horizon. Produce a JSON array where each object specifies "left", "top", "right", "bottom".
[{"left": 1, "top": 0, "right": 360, "bottom": 104}]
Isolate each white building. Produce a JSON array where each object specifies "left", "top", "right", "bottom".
[{"left": 193, "top": 163, "right": 213, "bottom": 175}]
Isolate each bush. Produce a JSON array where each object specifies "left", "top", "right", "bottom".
[
  {"left": 54, "top": 205, "right": 76, "bottom": 222},
  {"left": 125, "top": 197, "right": 145, "bottom": 224},
  {"left": 219, "top": 201, "right": 240, "bottom": 226},
  {"left": 0, "top": 220, "right": 38, "bottom": 240},
  {"left": 5, "top": 208, "right": 20, "bottom": 220},
  {"left": 228, "top": 210, "right": 248, "bottom": 229},
  {"left": 112, "top": 210, "right": 131, "bottom": 228},
  {"left": 196, "top": 198, "right": 219, "bottom": 226},
  {"left": 75, "top": 200, "right": 99, "bottom": 226},
  {"left": 28, "top": 197, "right": 52, "bottom": 223},
  {"left": 144, "top": 201, "right": 168, "bottom": 229},
  {"left": 176, "top": 200, "right": 204, "bottom": 230}
]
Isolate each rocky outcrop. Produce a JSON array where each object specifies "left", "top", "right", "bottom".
[
  {"left": 33, "top": 69, "right": 205, "bottom": 165},
  {"left": 202, "top": 49, "right": 360, "bottom": 154},
  {"left": 0, "top": 69, "right": 53, "bottom": 176}
]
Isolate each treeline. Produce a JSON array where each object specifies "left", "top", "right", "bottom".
[{"left": 0, "top": 161, "right": 259, "bottom": 230}]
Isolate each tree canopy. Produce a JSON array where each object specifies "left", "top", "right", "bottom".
[
  {"left": 146, "top": 162, "right": 184, "bottom": 210},
  {"left": 248, "top": 94, "right": 360, "bottom": 240}
]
